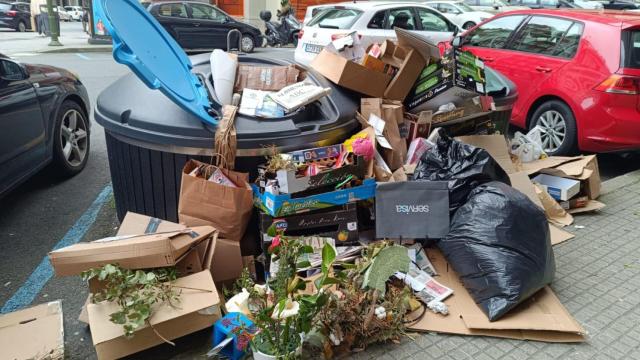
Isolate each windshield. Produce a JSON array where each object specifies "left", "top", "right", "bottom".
[
  {"left": 457, "top": 2, "right": 475, "bottom": 11},
  {"left": 494, "top": 0, "right": 509, "bottom": 6},
  {"left": 307, "top": 8, "right": 363, "bottom": 29},
  {"left": 0, "top": 4, "right": 11, "bottom": 11}
]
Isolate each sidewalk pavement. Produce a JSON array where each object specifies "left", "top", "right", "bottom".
[
  {"left": 357, "top": 170, "right": 640, "bottom": 360},
  {"left": 0, "top": 22, "right": 110, "bottom": 56}
]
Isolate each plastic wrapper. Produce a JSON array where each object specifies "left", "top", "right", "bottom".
[
  {"left": 439, "top": 181, "right": 555, "bottom": 321},
  {"left": 413, "top": 129, "right": 510, "bottom": 212}
]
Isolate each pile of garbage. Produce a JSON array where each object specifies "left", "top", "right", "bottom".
[{"left": 1, "top": 27, "right": 606, "bottom": 360}]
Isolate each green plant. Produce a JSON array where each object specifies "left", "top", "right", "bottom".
[{"left": 81, "top": 264, "right": 181, "bottom": 338}]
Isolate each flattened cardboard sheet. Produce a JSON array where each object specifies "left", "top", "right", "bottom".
[{"left": 408, "top": 249, "right": 585, "bottom": 342}]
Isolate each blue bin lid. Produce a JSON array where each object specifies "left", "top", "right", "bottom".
[{"left": 97, "top": 0, "right": 217, "bottom": 126}]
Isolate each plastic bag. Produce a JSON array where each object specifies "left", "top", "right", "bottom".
[
  {"left": 439, "top": 181, "right": 555, "bottom": 321},
  {"left": 509, "top": 126, "right": 547, "bottom": 163},
  {"left": 413, "top": 129, "right": 511, "bottom": 212}
]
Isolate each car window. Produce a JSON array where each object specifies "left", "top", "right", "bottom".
[
  {"left": 190, "top": 3, "right": 226, "bottom": 21},
  {"left": 388, "top": 8, "right": 416, "bottom": 30},
  {"left": 540, "top": 0, "right": 558, "bottom": 6},
  {"left": 622, "top": 29, "right": 640, "bottom": 68},
  {"left": 307, "top": 8, "right": 363, "bottom": 29},
  {"left": 521, "top": 0, "right": 539, "bottom": 5},
  {"left": 509, "top": 16, "right": 574, "bottom": 56},
  {"left": 19, "top": 4, "right": 29, "bottom": 12},
  {"left": 158, "top": 3, "right": 188, "bottom": 18},
  {"left": 368, "top": 10, "right": 386, "bottom": 29},
  {"left": 467, "top": 15, "right": 525, "bottom": 48},
  {"left": 0, "top": 60, "right": 24, "bottom": 81},
  {"left": 550, "top": 22, "right": 583, "bottom": 58},
  {"left": 416, "top": 8, "right": 451, "bottom": 31},
  {"left": 458, "top": 3, "right": 476, "bottom": 11},
  {"left": 438, "top": 3, "right": 461, "bottom": 14},
  {"left": 478, "top": 0, "right": 496, "bottom": 6},
  {"left": 0, "top": 4, "right": 10, "bottom": 11}
]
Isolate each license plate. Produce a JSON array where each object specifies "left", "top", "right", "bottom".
[{"left": 305, "top": 44, "right": 323, "bottom": 54}]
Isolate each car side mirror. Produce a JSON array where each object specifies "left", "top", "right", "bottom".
[
  {"left": 452, "top": 35, "right": 464, "bottom": 47},
  {"left": 0, "top": 60, "right": 28, "bottom": 82}
]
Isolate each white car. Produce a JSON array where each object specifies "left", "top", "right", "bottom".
[
  {"left": 57, "top": 6, "right": 72, "bottom": 22},
  {"left": 424, "top": 1, "right": 494, "bottom": 29},
  {"left": 295, "top": 2, "right": 459, "bottom": 66},
  {"left": 64, "top": 6, "right": 83, "bottom": 21},
  {"left": 462, "top": 0, "right": 530, "bottom": 13}
]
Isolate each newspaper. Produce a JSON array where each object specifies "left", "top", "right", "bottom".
[
  {"left": 408, "top": 244, "right": 437, "bottom": 276},
  {"left": 271, "top": 82, "right": 331, "bottom": 113}
]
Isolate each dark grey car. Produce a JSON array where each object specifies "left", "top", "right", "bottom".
[
  {"left": 0, "top": 1, "right": 31, "bottom": 32},
  {"left": 0, "top": 55, "right": 91, "bottom": 197}
]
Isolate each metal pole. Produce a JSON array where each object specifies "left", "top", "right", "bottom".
[{"left": 46, "top": 0, "right": 62, "bottom": 46}]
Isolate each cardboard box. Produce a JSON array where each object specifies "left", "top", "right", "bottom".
[
  {"left": 235, "top": 64, "right": 302, "bottom": 92},
  {"left": 408, "top": 249, "right": 586, "bottom": 342},
  {"left": 49, "top": 225, "right": 217, "bottom": 277},
  {"left": 211, "top": 237, "right": 243, "bottom": 286},
  {"left": 379, "top": 39, "right": 426, "bottom": 101},
  {"left": 310, "top": 49, "right": 392, "bottom": 98},
  {"left": 0, "top": 300, "right": 65, "bottom": 360},
  {"left": 533, "top": 174, "right": 581, "bottom": 201},
  {"left": 88, "top": 270, "right": 221, "bottom": 360},
  {"left": 116, "top": 212, "right": 186, "bottom": 235},
  {"left": 259, "top": 204, "right": 359, "bottom": 245},
  {"left": 252, "top": 178, "right": 377, "bottom": 217},
  {"left": 276, "top": 156, "right": 366, "bottom": 194},
  {"left": 521, "top": 155, "right": 601, "bottom": 200}
]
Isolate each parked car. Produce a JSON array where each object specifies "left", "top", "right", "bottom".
[
  {"left": 64, "top": 5, "right": 83, "bottom": 21},
  {"left": 147, "top": 1, "right": 263, "bottom": 52},
  {"left": 463, "top": 0, "right": 530, "bottom": 13},
  {"left": 57, "top": 6, "right": 72, "bottom": 21},
  {"left": 0, "top": 54, "right": 91, "bottom": 197},
  {"left": 457, "top": 9, "right": 640, "bottom": 155},
  {"left": 570, "top": 0, "right": 605, "bottom": 9},
  {"left": 425, "top": 0, "right": 494, "bottom": 29},
  {"left": 509, "top": 0, "right": 589, "bottom": 9},
  {"left": 295, "top": 2, "right": 459, "bottom": 66},
  {"left": 593, "top": 0, "right": 638, "bottom": 9},
  {"left": 0, "top": 1, "right": 31, "bottom": 32}
]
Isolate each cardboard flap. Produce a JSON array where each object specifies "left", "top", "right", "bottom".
[
  {"left": 461, "top": 287, "right": 585, "bottom": 333},
  {"left": 509, "top": 171, "right": 543, "bottom": 209},
  {"left": 549, "top": 224, "right": 575, "bottom": 245},
  {"left": 408, "top": 249, "right": 585, "bottom": 342},
  {"left": 520, "top": 156, "right": 577, "bottom": 175},
  {"left": 395, "top": 27, "right": 440, "bottom": 61},
  {"left": 457, "top": 135, "right": 516, "bottom": 174},
  {"left": 541, "top": 155, "right": 595, "bottom": 179},
  {"left": 535, "top": 184, "right": 574, "bottom": 227},
  {"left": 117, "top": 212, "right": 186, "bottom": 236},
  {"left": 88, "top": 270, "right": 219, "bottom": 345},
  {"left": 567, "top": 200, "right": 605, "bottom": 214},
  {"left": 0, "top": 301, "right": 64, "bottom": 360}
]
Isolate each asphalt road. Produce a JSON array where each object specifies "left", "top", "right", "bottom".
[{"left": 1, "top": 50, "right": 639, "bottom": 359}]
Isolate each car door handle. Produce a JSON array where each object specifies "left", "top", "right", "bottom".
[
  {"left": 193, "top": 22, "right": 200, "bottom": 27},
  {"left": 536, "top": 66, "right": 552, "bottom": 73},
  {"left": 479, "top": 56, "right": 494, "bottom": 62}
]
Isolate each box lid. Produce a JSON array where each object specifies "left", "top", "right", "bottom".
[{"left": 117, "top": 212, "right": 186, "bottom": 236}]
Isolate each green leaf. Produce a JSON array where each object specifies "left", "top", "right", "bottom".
[
  {"left": 266, "top": 222, "right": 278, "bottom": 237},
  {"left": 321, "top": 243, "right": 337, "bottom": 274},
  {"left": 296, "top": 260, "right": 312, "bottom": 269},
  {"left": 321, "top": 277, "right": 342, "bottom": 286},
  {"left": 362, "top": 245, "right": 410, "bottom": 295},
  {"left": 110, "top": 311, "right": 126, "bottom": 324},
  {"left": 146, "top": 273, "right": 156, "bottom": 282},
  {"left": 301, "top": 245, "right": 314, "bottom": 254}
]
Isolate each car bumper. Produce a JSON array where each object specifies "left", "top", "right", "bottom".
[
  {"left": 294, "top": 45, "right": 320, "bottom": 67},
  {"left": 579, "top": 91, "right": 640, "bottom": 152},
  {"left": 0, "top": 18, "right": 16, "bottom": 28}
]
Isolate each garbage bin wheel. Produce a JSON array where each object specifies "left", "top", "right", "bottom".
[
  {"left": 52, "top": 100, "right": 90, "bottom": 177},
  {"left": 17, "top": 20, "right": 26, "bottom": 32},
  {"left": 530, "top": 99, "right": 577, "bottom": 156},
  {"left": 462, "top": 21, "right": 476, "bottom": 30},
  {"left": 241, "top": 34, "right": 255, "bottom": 53}
]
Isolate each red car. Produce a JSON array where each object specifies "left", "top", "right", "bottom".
[{"left": 459, "top": 9, "right": 640, "bottom": 155}]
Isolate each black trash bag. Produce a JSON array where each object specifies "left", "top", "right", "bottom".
[
  {"left": 413, "top": 130, "right": 510, "bottom": 212},
  {"left": 438, "top": 181, "right": 555, "bottom": 321}
]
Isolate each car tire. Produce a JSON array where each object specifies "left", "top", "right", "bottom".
[
  {"left": 52, "top": 101, "right": 90, "bottom": 177},
  {"left": 462, "top": 21, "right": 476, "bottom": 30},
  {"left": 530, "top": 100, "right": 577, "bottom": 156},
  {"left": 241, "top": 34, "right": 255, "bottom": 53},
  {"left": 17, "top": 20, "right": 26, "bottom": 32}
]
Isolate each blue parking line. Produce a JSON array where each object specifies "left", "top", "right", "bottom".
[
  {"left": 76, "top": 53, "right": 91, "bottom": 60},
  {"left": 1, "top": 184, "right": 113, "bottom": 314}
]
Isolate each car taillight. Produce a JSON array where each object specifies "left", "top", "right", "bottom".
[
  {"left": 7, "top": 10, "right": 17, "bottom": 16},
  {"left": 594, "top": 74, "right": 640, "bottom": 95},
  {"left": 298, "top": 29, "right": 304, "bottom": 39}
]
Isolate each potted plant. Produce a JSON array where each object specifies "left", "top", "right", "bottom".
[{"left": 225, "top": 234, "right": 340, "bottom": 359}]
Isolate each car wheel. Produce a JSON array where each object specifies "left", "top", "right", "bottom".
[
  {"left": 530, "top": 100, "right": 577, "bottom": 156},
  {"left": 53, "top": 101, "right": 90, "bottom": 177},
  {"left": 17, "top": 20, "right": 26, "bottom": 32},
  {"left": 241, "top": 34, "right": 255, "bottom": 53},
  {"left": 462, "top": 21, "right": 476, "bottom": 30}
]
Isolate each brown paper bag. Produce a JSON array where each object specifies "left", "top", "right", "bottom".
[
  {"left": 361, "top": 98, "right": 407, "bottom": 171},
  {"left": 178, "top": 159, "right": 253, "bottom": 242},
  {"left": 214, "top": 105, "right": 238, "bottom": 170}
]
